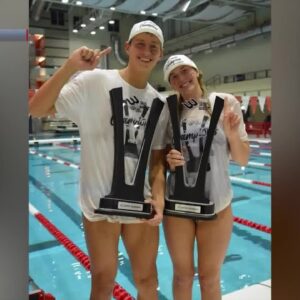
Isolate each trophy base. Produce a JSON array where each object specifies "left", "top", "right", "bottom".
[
  {"left": 164, "top": 197, "right": 216, "bottom": 220},
  {"left": 95, "top": 196, "right": 153, "bottom": 219}
]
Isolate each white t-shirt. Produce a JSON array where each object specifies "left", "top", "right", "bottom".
[
  {"left": 167, "top": 92, "right": 248, "bottom": 213},
  {"left": 55, "top": 69, "right": 169, "bottom": 223}
]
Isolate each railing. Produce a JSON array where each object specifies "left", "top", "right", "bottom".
[{"left": 206, "top": 69, "right": 271, "bottom": 86}]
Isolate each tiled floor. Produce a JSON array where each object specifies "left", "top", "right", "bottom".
[{"left": 223, "top": 280, "right": 271, "bottom": 300}]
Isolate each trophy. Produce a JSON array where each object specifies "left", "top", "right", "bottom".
[
  {"left": 95, "top": 87, "right": 164, "bottom": 219},
  {"left": 164, "top": 94, "right": 224, "bottom": 220}
]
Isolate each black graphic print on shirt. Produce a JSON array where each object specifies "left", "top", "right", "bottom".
[
  {"left": 182, "top": 99, "right": 210, "bottom": 111},
  {"left": 123, "top": 96, "right": 150, "bottom": 159},
  {"left": 180, "top": 113, "right": 213, "bottom": 186}
]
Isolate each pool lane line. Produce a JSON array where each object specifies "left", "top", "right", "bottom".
[
  {"left": 233, "top": 216, "right": 271, "bottom": 234},
  {"left": 250, "top": 151, "right": 271, "bottom": 157},
  {"left": 29, "top": 203, "right": 135, "bottom": 300},
  {"left": 249, "top": 144, "right": 272, "bottom": 150},
  {"left": 248, "top": 138, "right": 271, "bottom": 144},
  {"left": 29, "top": 149, "right": 80, "bottom": 169},
  {"left": 30, "top": 150, "right": 271, "bottom": 187},
  {"left": 30, "top": 148, "right": 271, "bottom": 169},
  {"left": 29, "top": 137, "right": 80, "bottom": 146},
  {"left": 57, "top": 143, "right": 81, "bottom": 151},
  {"left": 38, "top": 142, "right": 271, "bottom": 159},
  {"left": 231, "top": 160, "right": 271, "bottom": 168},
  {"left": 230, "top": 176, "right": 271, "bottom": 187},
  {"left": 54, "top": 145, "right": 271, "bottom": 168}
]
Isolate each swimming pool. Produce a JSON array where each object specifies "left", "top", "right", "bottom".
[{"left": 29, "top": 138, "right": 271, "bottom": 299}]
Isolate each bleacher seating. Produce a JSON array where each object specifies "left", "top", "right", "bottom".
[{"left": 245, "top": 122, "right": 271, "bottom": 137}]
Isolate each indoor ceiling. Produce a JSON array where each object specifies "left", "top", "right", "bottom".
[
  {"left": 30, "top": 0, "right": 271, "bottom": 25},
  {"left": 29, "top": 0, "right": 271, "bottom": 60}
]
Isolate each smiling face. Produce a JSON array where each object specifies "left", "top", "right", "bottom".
[
  {"left": 169, "top": 65, "right": 203, "bottom": 100},
  {"left": 125, "top": 32, "right": 163, "bottom": 73}
]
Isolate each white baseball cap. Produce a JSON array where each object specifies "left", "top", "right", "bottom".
[
  {"left": 128, "top": 20, "right": 164, "bottom": 46},
  {"left": 163, "top": 54, "right": 198, "bottom": 82}
]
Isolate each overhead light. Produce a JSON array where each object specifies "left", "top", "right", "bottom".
[
  {"left": 37, "top": 56, "right": 46, "bottom": 63},
  {"left": 61, "top": 0, "right": 69, "bottom": 3},
  {"left": 34, "top": 34, "right": 44, "bottom": 40},
  {"left": 110, "top": 6, "right": 116, "bottom": 11},
  {"left": 140, "top": 10, "right": 146, "bottom": 15},
  {"left": 89, "top": 16, "right": 96, "bottom": 21},
  {"left": 80, "top": 23, "right": 86, "bottom": 28},
  {"left": 76, "top": 1, "right": 82, "bottom": 5},
  {"left": 182, "top": 0, "right": 191, "bottom": 12},
  {"left": 191, "top": 43, "right": 211, "bottom": 53},
  {"left": 99, "top": 26, "right": 105, "bottom": 30},
  {"left": 204, "top": 49, "right": 213, "bottom": 54},
  {"left": 226, "top": 42, "right": 236, "bottom": 48},
  {"left": 72, "top": 29, "right": 78, "bottom": 33},
  {"left": 90, "top": 31, "right": 96, "bottom": 35},
  {"left": 211, "top": 36, "right": 234, "bottom": 48},
  {"left": 108, "top": 20, "right": 115, "bottom": 24},
  {"left": 151, "top": 12, "right": 158, "bottom": 17}
]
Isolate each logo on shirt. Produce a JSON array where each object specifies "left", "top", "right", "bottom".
[{"left": 182, "top": 99, "right": 210, "bottom": 111}]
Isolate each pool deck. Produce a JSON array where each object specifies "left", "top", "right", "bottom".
[{"left": 223, "top": 279, "right": 271, "bottom": 300}]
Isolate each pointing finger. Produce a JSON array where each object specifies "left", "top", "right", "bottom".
[{"left": 98, "top": 47, "right": 112, "bottom": 58}]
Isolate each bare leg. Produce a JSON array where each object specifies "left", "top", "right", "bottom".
[
  {"left": 196, "top": 205, "right": 233, "bottom": 300},
  {"left": 83, "top": 216, "right": 121, "bottom": 300},
  {"left": 163, "top": 216, "right": 196, "bottom": 300},
  {"left": 121, "top": 223, "right": 159, "bottom": 300}
]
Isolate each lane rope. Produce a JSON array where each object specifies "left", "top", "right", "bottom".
[
  {"left": 250, "top": 144, "right": 271, "bottom": 150},
  {"left": 233, "top": 216, "right": 271, "bottom": 234},
  {"left": 231, "top": 161, "right": 271, "bottom": 168},
  {"left": 30, "top": 150, "right": 271, "bottom": 188},
  {"left": 29, "top": 203, "right": 134, "bottom": 300},
  {"left": 29, "top": 137, "right": 80, "bottom": 146},
  {"left": 250, "top": 151, "right": 271, "bottom": 157},
  {"left": 230, "top": 176, "right": 271, "bottom": 187}
]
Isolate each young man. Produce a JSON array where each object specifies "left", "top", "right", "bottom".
[{"left": 29, "top": 20, "right": 168, "bottom": 300}]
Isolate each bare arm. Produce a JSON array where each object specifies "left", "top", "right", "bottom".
[
  {"left": 223, "top": 97, "right": 250, "bottom": 166},
  {"left": 29, "top": 46, "right": 112, "bottom": 118},
  {"left": 227, "top": 134, "right": 250, "bottom": 166},
  {"left": 146, "top": 149, "right": 167, "bottom": 226}
]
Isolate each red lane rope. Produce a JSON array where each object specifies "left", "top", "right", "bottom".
[
  {"left": 230, "top": 160, "right": 271, "bottom": 168},
  {"left": 229, "top": 176, "right": 271, "bottom": 187},
  {"left": 252, "top": 180, "right": 271, "bottom": 187},
  {"left": 57, "top": 143, "right": 80, "bottom": 151},
  {"left": 233, "top": 216, "right": 271, "bottom": 234},
  {"left": 32, "top": 208, "right": 134, "bottom": 300}
]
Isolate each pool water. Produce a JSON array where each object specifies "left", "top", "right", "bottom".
[{"left": 29, "top": 141, "right": 271, "bottom": 299}]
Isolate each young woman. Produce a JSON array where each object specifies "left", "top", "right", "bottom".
[
  {"left": 29, "top": 21, "right": 168, "bottom": 300},
  {"left": 162, "top": 54, "right": 250, "bottom": 300}
]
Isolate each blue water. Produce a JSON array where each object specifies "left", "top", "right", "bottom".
[{"left": 29, "top": 141, "right": 271, "bottom": 299}]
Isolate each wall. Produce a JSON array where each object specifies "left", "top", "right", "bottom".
[
  {"left": 30, "top": 11, "right": 271, "bottom": 97},
  {"left": 150, "top": 34, "right": 271, "bottom": 93},
  {"left": 207, "top": 78, "right": 271, "bottom": 96}
]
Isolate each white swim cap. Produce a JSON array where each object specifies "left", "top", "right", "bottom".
[
  {"left": 163, "top": 54, "right": 198, "bottom": 82},
  {"left": 128, "top": 20, "right": 164, "bottom": 46}
]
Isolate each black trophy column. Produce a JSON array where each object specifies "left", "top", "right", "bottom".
[
  {"left": 95, "top": 87, "right": 164, "bottom": 219},
  {"left": 164, "top": 94, "right": 224, "bottom": 220}
]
